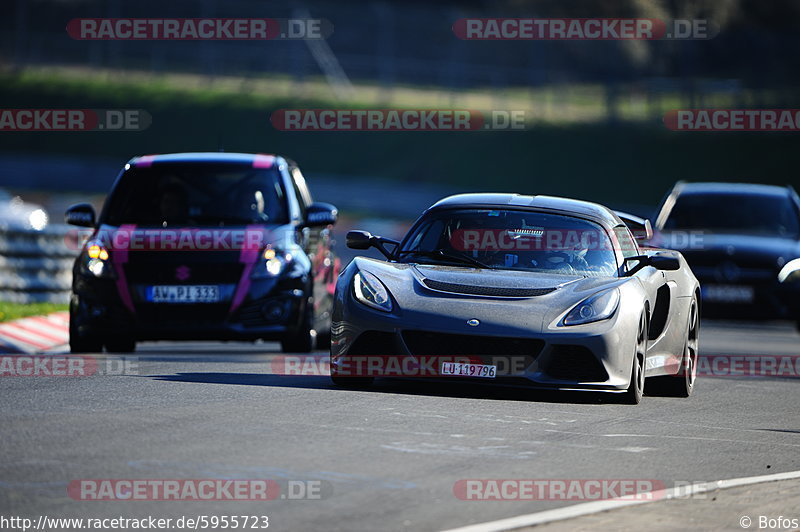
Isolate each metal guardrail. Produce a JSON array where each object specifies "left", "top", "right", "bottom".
[{"left": 0, "top": 224, "right": 79, "bottom": 304}]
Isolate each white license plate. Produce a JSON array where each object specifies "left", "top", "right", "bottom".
[
  {"left": 703, "top": 284, "right": 754, "bottom": 303},
  {"left": 147, "top": 285, "right": 219, "bottom": 303},
  {"left": 440, "top": 362, "right": 496, "bottom": 378}
]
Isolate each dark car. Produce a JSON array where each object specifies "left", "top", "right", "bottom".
[
  {"left": 332, "top": 193, "right": 700, "bottom": 404},
  {"left": 65, "top": 152, "right": 339, "bottom": 353},
  {"left": 652, "top": 182, "right": 800, "bottom": 328}
]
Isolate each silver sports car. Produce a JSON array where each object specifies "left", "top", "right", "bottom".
[{"left": 331, "top": 193, "right": 700, "bottom": 404}]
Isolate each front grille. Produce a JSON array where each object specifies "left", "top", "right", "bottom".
[
  {"left": 124, "top": 253, "right": 244, "bottom": 284},
  {"left": 545, "top": 345, "right": 608, "bottom": 382},
  {"left": 422, "top": 279, "right": 556, "bottom": 297},
  {"left": 402, "top": 330, "right": 543, "bottom": 367}
]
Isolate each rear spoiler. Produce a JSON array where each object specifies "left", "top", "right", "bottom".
[{"left": 615, "top": 211, "right": 653, "bottom": 241}]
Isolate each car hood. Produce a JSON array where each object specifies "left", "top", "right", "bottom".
[{"left": 352, "top": 257, "right": 627, "bottom": 334}]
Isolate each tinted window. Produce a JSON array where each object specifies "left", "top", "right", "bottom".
[
  {"left": 399, "top": 209, "right": 618, "bottom": 277},
  {"left": 102, "top": 164, "right": 289, "bottom": 226},
  {"left": 664, "top": 192, "right": 800, "bottom": 236}
]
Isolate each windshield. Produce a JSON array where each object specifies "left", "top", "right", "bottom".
[
  {"left": 663, "top": 192, "right": 800, "bottom": 236},
  {"left": 398, "top": 209, "right": 618, "bottom": 277},
  {"left": 102, "top": 164, "right": 289, "bottom": 226}
]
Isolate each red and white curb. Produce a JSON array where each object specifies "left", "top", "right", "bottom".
[{"left": 0, "top": 312, "right": 69, "bottom": 354}]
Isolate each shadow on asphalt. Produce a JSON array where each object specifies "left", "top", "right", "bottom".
[{"left": 151, "top": 372, "right": 639, "bottom": 405}]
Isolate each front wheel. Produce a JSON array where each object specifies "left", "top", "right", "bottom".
[
  {"left": 105, "top": 337, "right": 137, "bottom": 353},
  {"left": 281, "top": 301, "right": 315, "bottom": 353},
  {"left": 648, "top": 298, "right": 698, "bottom": 397},
  {"left": 622, "top": 312, "right": 647, "bottom": 405},
  {"left": 69, "top": 302, "right": 103, "bottom": 354}
]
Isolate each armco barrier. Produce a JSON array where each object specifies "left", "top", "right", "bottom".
[{"left": 0, "top": 225, "right": 79, "bottom": 304}]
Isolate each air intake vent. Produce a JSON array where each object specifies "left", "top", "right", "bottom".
[{"left": 422, "top": 279, "right": 556, "bottom": 297}]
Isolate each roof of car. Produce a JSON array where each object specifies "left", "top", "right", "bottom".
[
  {"left": 128, "top": 152, "right": 278, "bottom": 167},
  {"left": 428, "top": 193, "right": 622, "bottom": 226},
  {"left": 673, "top": 182, "right": 791, "bottom": 197}
]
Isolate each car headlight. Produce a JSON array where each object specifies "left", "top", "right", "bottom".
[
  {"left": 562, "top": 288, "right": 620, "bottom": 326},
  {"left": 778, "top": 258, "right": 800, "bottom": 283},
  {"left": 80, "top": 241, "right": 116, "bottom": 279},
  {"left": 251, "top": 245, "right": 293, "bottom": 279},
  {"left": 353, "top": 271, "right": 393, "bottom": 312}
]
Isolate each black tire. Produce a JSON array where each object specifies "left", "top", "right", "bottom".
[
  {"left": 315, "top": 325, "right": 332, "bottom": 350},
  {"left": 105, "top": 337, "right": 136, "bottom": 353},
  {"left": 281, "top": 301, "right": 315, "bottom": 353},
  {"left": 622, "top": 312, "right": 647, "bottom": 405},
  {"left": 648, "top": 298, "right": 698, "bottom": 397},
  {"left": 69, "top": 302, "right": 103, "bottom": 354}
]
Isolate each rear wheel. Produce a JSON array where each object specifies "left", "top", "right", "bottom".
[
  {"left": 622, "top": 312, "right": 647, "bottom": 404},
  {"left": 69, "top": 302, "right": 103, "bottom": 354}
]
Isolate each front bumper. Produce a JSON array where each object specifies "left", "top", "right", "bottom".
[
  {"left": 72, "top": 275, "right": 307, "bottom": 342},
  {"left": 331, "top": 296, "right": 637, "bottom": 392}
]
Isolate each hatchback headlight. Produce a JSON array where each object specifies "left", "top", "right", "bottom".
[
  {"left": 562, "top": 288, "right": 620, "bottom": 326},
  {"left": 80, "top": 241, "right": 115, "bottom": 279},
  {"left": 251, "top": 245, "right": 293, "bottom": 279},
  {"left": 353, "top": 271, "right": 393, "bottom": 312}
]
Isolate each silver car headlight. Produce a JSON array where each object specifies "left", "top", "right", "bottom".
[
  {"left": 353, "top": 271, "right": 393, "bottom": 312},
  {"left": 562, "top": 288, "right": 620, "bottom": 326},
  {"left": 778, "top": 258, "right": 800, "bottom": 283}
]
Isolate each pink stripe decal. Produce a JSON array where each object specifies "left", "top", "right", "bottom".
[
  {"left": 135, "top": 155, "right": 156, "bottom": 167},
  {"left": 113, "top": 225, "right": 137, "bottom": 313},
  {"left": 252, "top": 154, "right": 275, "bottom": 168},
  {"left": 229, "top": 225, "right": 263, "bottom": 313}
]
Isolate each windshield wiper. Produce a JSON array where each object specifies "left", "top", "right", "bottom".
[{"left": 398, "top": 249, "right": 490, "bottom": 269}]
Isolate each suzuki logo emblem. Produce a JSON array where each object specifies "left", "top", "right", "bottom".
[
  {"left": 175, "top": 265, "right": 191, "bottom": 281},
  {"left": 467, "top": 319, "right": 480, "bottom": 327}
]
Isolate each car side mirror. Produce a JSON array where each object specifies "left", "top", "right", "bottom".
[
  {"left": 65, "top": 203, "right": 96, "bottom": 227},
  {"left": 346, "top": 230, "right": 399, "bottom": 259},
  {"left": 346, "top": 230, "right": 373, "bottom": 249},
  {"left": 304, "top": 202, "right": 338, "bottom": 227},
  {"left": 625, "top": 253, "right": 681, "bottom": 275},
  {"left": 615, "top": 211, "right": 653, "bottom": 241}
]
